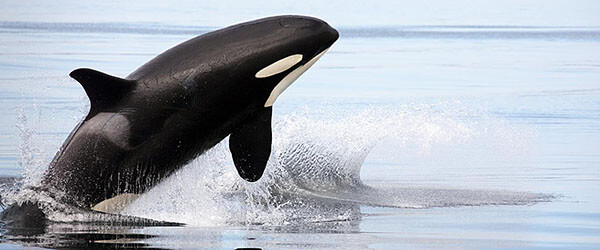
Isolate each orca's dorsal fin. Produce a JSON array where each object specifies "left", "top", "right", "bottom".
[
  {"left": 70, "top": 68, "right": 135, "bottom": 112},
  {"left": 229, "top": 107, "right": 272, "bottom": 182}
]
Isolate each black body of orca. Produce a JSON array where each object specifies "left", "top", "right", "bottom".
[{"left": 1, "top": 15, "right": 338, "bottom": 224}]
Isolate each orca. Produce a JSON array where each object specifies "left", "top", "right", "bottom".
[{"left": 1, "top": 15, "right": 338, "bottom": 224}]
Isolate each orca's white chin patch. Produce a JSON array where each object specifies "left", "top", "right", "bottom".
[{"left": 264, "top": 48, "right": 330, "bottom": 107}]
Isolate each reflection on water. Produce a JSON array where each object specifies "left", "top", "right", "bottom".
[{"left": 2, "top": 225, "right": 160, "bottom": 249}]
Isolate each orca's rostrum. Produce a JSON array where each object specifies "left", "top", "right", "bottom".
[{"left": 2, "top": 15, "right": 338, "bottom": 222}]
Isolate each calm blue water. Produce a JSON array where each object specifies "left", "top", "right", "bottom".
[{"left": 1, "top": 1, "right": 599, "bottom": 249}]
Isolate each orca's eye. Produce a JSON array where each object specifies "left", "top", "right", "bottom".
[{"left": 255, "top": 54, "right": 303, "bottom": 78}]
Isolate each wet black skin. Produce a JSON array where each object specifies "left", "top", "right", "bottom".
[{"left": 37, "top": 15, "right": 339, "bottom": 208}]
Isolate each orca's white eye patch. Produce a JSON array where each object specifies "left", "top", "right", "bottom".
[
  {"left": 255, "top": 54, "right": 303, "bottom": 78},
  {"left": 264, "top": 48, "right": 329, "bottom": 107}
]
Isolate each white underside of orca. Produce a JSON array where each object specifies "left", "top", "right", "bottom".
[
  {"left": 91, "top": 193, "right": 140, "bottom": 214},
  {"left": 264, "top": 48, "right": 330, "bottom": 107}
]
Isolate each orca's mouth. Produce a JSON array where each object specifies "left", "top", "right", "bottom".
[{"left": 310, "top": 45, "right": 332, "bottom": 61}]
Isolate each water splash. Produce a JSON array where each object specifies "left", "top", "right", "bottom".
[
  {"left": 2, "top": 101, "right": 550, "bottom": 227},
  {"left": 122, "top": 104, "right": 549, "bottom": 226},
  {"left": 15, "top": 105, "right": 46, "bottom": 186}
]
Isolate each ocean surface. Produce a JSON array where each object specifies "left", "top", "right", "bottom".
[{"left": 1, "top": 1, "right": 599, "bottom": 249}]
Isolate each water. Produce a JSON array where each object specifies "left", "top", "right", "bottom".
[{"left": 1, "top": 1, "right": 599, "bottom": 249}]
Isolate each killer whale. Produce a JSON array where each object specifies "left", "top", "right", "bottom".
[{"left": 1, "top": 15, "right": 338, "bottom": 225}]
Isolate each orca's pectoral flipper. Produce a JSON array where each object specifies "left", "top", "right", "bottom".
[
  {"left": 70, "top": 68, "right": 136, "bottom": 113},
  {"left": 229, "top": 107, "right": 272, "bottom": 182}
]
